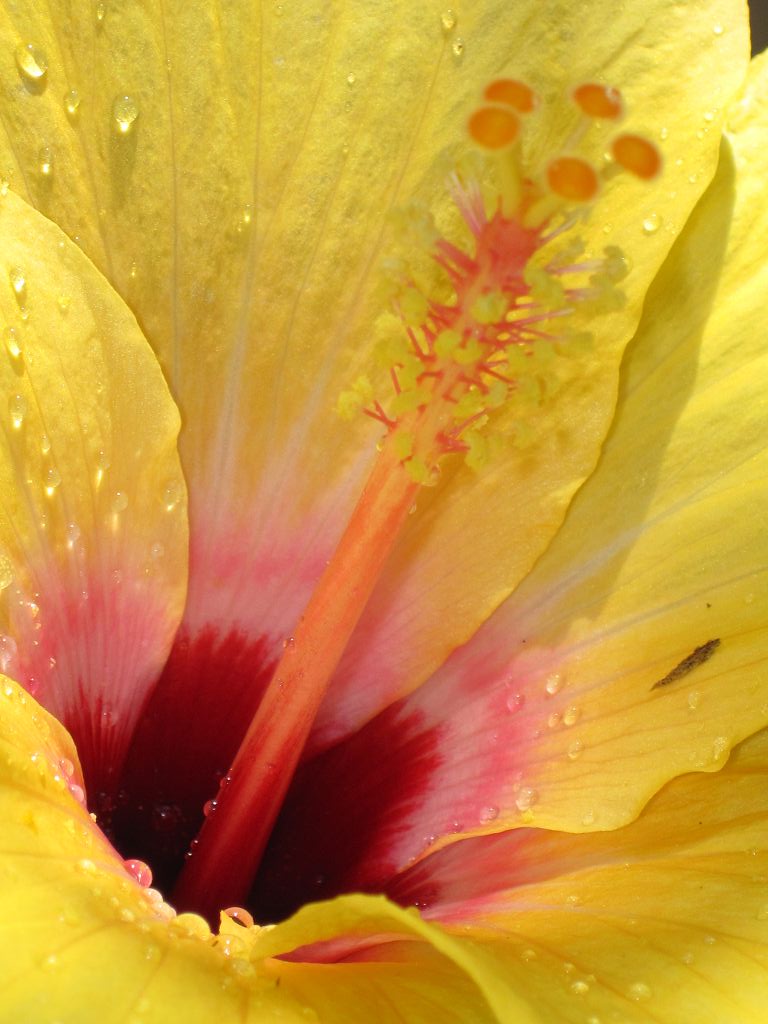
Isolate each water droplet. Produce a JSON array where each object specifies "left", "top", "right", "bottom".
[
  {"left": 40, "top": 434, "right": 51, "bottom": 455},
  {"left": 237, "top": 204, "right": 253, "bottom": 233},
  {"left": 547, "top": 711, "right": 561, "bottom": 729},
  {"left": 8, "top": 393, "right": 27, "bottom": 429},
  {"left": 150, "top": 541, "right": 165, "bottom": 560},
  {"left": 96, "top": 2, "right": 106, "bottom": 23},
  {"left": 712, "top": 735, "right": 729, "bottom": 760},
  {"left": 38, "top": 146, "right": 53, "bottom": 177},
  {"left": 58, "top": 294, "right": 71, "bottom": 314},
  {"left": 8, "top": 266, "right": 26, "bottom": 302},
  {"left": 687, "top": 689, "right": 701, "bottom": 711},
  {"left": 124, "top": 858, "right": 153, "bottom": 887},
  {"left": 44, "top": 466, "right": 62, "bottom": 495},
  {"left": 660, "top": 126, "right": 669, "bottom": 141},
  {"left": 3, "top": 326, "right": 22, "bottom": 362},
  {"left": 346, "top": 72, "right": 356, "bottom": 86},
  {"left": 111, "top": 490, "right": 129, "bottom": 513},
  {"left": 282, "top": 636, "right": 296, "bottom": 650},
  {"left": 203, "top": 798, "right": 217, "bottom": 817},
  {"left": 703, "top": 110, "right": 715, "bottom": 123},
  {"left": 515, "top": 786, "right": 537, "bottom": 812},
  {"left": 544, "top": 672, "right": 562, "bottom": 696},
  {"left": 712, "top": 22, "right": 723, "bottom": 35},
  {"left": 77, "top": 857, "right": 97, "bottom": 874},
  {"left": 581, "top": 809, "right": 595, "bottom": 826},
  {"left": 479, "top": 804, "right": 499, "bottom": 823},
  {"left": 15, "top": 43, "right": 48, "bottom": 83},
  {"left": 223, "top": 906, "right": 254, "bottom": 928},
  {"left": 451, "top": 37, "right": 465, "bottom": 58},
  {"left": 563, "top": 704, "right": 580, "bottom": 727},
  {"left": 681, "top": 950, "right": 695, "bottom": 964},
  {"left": 570, "top": 980, "right": 589, "bottom": 995},
  {"left": 113, "top": 95, "right": 139, "bottom": 134},
  {"left": 161, "top": 478, "right": 183, "bottom": 512},
  {"left": 62, "top": 89, "right": 81, "bottom": 118},
  {"left": 441, "top": 9, "right": 457, "bottom": 32},
  {"left": 506, "top": 691, "right": 524, "bottom": 713},
  {"left": 0, "top": 554, "right": 13, "bottom": 591},
  {"left": 642, "top": 213, "right": 661, "bottom": 235},
  {"left": 628, "top": 982, "right": 652, "bottom": 1002},
  {"left": 567, "top": 739, "right": 583, "bottom": 760}
]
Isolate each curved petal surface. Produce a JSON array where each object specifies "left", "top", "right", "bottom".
[
  {"left": 0, "top": 680, "right": 526, "bottom": 1023},
  {"left": 389, "top": 727, "right": 768, "bottom": 1023},
  {"left": 0, "top": 2, "right": 750, "bottom": 766},
  {"left": 251, "top": 48, "right": 768, "bottom": 908},
  {"left": 0, "top": 190, "right": 187, "bottom": 790}
]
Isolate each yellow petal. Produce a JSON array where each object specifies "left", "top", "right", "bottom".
[
  {"left": 0, "top": 190, "right": 187, "bottom": 789},
  {"left": 396, "top": 45, "right": 768, "bottom": 844},
  {"left": 0, "top": 3, "right": 750, "bottom": 753},
  {"left": 0, "top": 679, "right": 528, "bottom": 1023},
  {"left": 406, "top": 727, "right": 768, "bottom": 1023}
]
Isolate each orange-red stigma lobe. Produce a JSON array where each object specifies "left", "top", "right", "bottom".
[
  {"left": 572, "top": 82, "right": 625, "bottom": 120},
  {"left": 611, "top": 133, "right": 663, "bottom": 180},
  {"left": 468, "top": 106, "right": 521, "bottom": 149},
  {"left": 484, "top": 78, "right": 537, "bottom": 113}
]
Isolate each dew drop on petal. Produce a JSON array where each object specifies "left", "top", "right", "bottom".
[
  {"left": 124, "top": 858, "right": 153, "bottom": 888},
  {"left": 44, "top": 466, "right": 62, "bottom": 495},
  {"left": 8, "top": 266, "right": 26, "bottom": 301},
  {"left": 223, "top": 906, "right": 254, "bottom": 928},
  {"left": 563, "top": 704, "right": 580, "bottom": 727},
  {"left": 441, "top": 9, "right": 457, "bottom": 32},
  {"left": 8, "top": 393, "right": 27, "bottom": 429},
  {"left": 96, "top": 2, "right": 106, "bottom": 24},
  {"left": 544, "top": 672, "right": 563, "bottom": 696},
  {"left": 628, "top": 982, "right": 652, "bottom": 1002},
  {"left": 113, "top": 95, "right": 139, "bottom": 134},
  {"left": 111, "top": 490, "right": 129, "bottom": 513},
  {"left": 567, "top": 739, "right": 583, "bottom": 760},
  {"left": 15, "top": 43, "right": 48, "bottom": 83},
  {"left": 479, "top": 804, "right": 499, "bottom": 823},
  {"left": 641, "top": 213, "right": 661, "bottom": 235},
  {"left": 515, "top": 786, "right": 537, "bottom": 812},
  {"left": 64, "top": 88, "right": 81, "bottom": 116},
  {"left": 3, "top": 326, "right": 22, "bottom": 361},
  {"left": 506, "top": 691, "right": 524, "bottom": 713},
  {"left": 451, "top": 37, "right": 465, "bottom": 58},
  {"left": 38, "top": 146, "right": 53, "bottom": 177}
]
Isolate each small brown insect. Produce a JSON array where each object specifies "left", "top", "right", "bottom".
[{"left": 651, "top": 638, "right": 721, "bottom": 690}]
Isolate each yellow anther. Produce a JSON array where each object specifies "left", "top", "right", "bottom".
[
  {"left": 336, "top": 375, "right": 374, "bottom": 420},
  {"left": 546, "top": 156, "right": 600, "bottom": 202},
  {"left": 524, "top": 266, "right": 567, "bottom": 309},
  {"left": 611, "top": 133, "right": 662, "bottom": 180},
  {"left": 453, "top": 337, "right": 483, "bottom": 365},
  {"left": 400, "top": 288, "right": 429, "bottom": 326},
  {"left": 470, "top": 291, "right": 508, "bottom": 324},
  {"left": 484, "top": 79, "right": 537, "bottom": 114},
  {"left": 468, "top": 106, "right": 521, "bottom": 150},
  {"left": 434, "top": 329, "right": 462, "bottom": 357},
  {"left": 393, "top": 432, "right": 415, "bottom": 461},
  {"left": 572, "top": 82, "right": 624, "bottom": 121}
]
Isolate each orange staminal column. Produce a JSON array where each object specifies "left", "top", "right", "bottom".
[{"left": 172, "top": 442, "right": 421, "bottom": 918}]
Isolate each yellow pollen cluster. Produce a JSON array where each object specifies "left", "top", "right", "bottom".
[{"left": 337, "top": 78, "right": 661, "bottom": 483}]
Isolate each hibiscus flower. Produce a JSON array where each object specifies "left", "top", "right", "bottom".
[{"left": 0, "top": 1, "right": 766, "bottom": 1021}]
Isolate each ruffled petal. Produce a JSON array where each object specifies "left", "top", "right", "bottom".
[
  {"left": 0, "top": 2, "right": 750, "bottom": 765},
  {"left": 389, "top": 727, "right": 768, "bottom": 1023},
  {"left": 251, "top": 48, "right": 768, "bottom": 909},
  {"left": 0, "top": 678, "right": 521, "bottom": 1023},
  {"left": 0, "top": 190, "right": 187, "bottom": 791}
]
